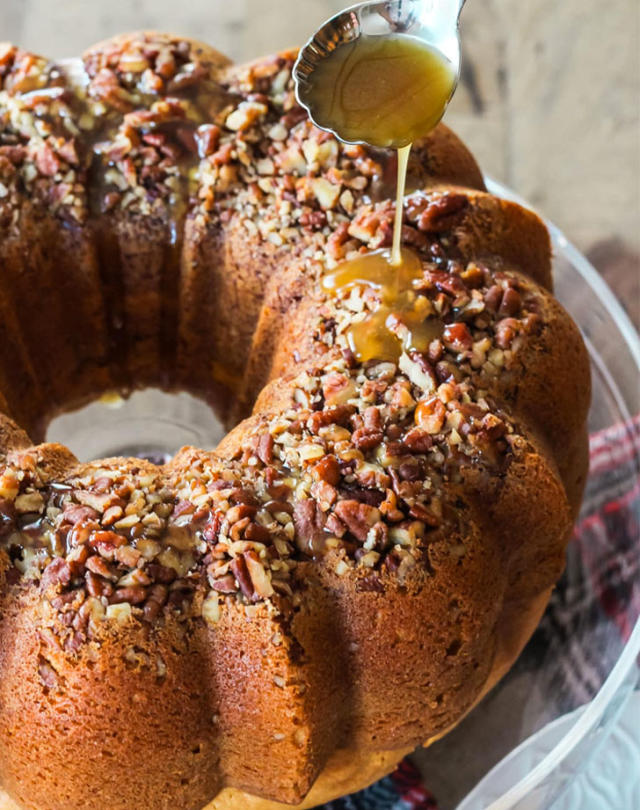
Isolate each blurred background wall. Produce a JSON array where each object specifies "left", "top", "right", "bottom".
[{"left": 2, "top": 0, "right": 638, "bottom": 323}]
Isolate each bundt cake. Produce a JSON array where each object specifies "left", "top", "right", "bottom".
[{"left": 0, "top": 32, "right": 590, "bottom": 810}]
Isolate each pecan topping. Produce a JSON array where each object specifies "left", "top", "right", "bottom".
[
  {"left": 406, "top": 191, "right": 468, "bottom": 232},
  {"left": 41, "top": 559, "right": 72, "bottom": 591},
  {"left": 334, "top": 500, "right": 381, "bottom": 543},
  {"left": 293, "top": 499, "right": 327, "bottom": 557},
  {"left": 0, "top": 44, "right": 534, "bottom": 650},
  {"left": 415, "top": 397, "right": 446, "bottom": 434}
]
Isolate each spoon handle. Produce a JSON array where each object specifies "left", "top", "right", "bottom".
[
  {"left": 421, "top": 0, "right": 467, "bottom": 20},
  {"left": 413, "top": 0, "right": 467, "bottom": 38}
]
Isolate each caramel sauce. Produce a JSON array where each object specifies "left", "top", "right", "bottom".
[
  {"left": 85, "top": 74, "right": 230, "bottom": 388},
  {"left": 322, "top": 248, "right": 442, "bottom": 363},
  {"left": 304, "top": 34, "right": 455, "bottom": 148},
  {"left": 391, "top": 144, "right": 411, "bottom": 266},
  {"left": 310, "top": 35, "right": 456, "bottom": 361}
]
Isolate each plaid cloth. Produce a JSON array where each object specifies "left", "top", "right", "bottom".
[
  {"left": 316, "top": 416, "right": 640, "bottom": 810},
  {"left": 320, "top": 760, "right": 439, "bottom": 810}
]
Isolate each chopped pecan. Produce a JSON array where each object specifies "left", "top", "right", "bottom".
[
  {"left": 202, "top": 512, "right": 222, "bottom": 543},
  {"left": 410, "top": 191, "right": 468, "bottom": 232},
  {"left": 243, "top": 550, "right": 274, "bottom": 599},
  {"left": 399, "top": 351, "right": 437, "bottom": 394},
  {"left": 311, "top": 479, "right": 338, "bottom": 510},
  {"left": 327, "top": 221, "right": 350, "bottom": 260},
  {"left": 62, "top": 504, "right": 99, "bottom": 525},
  {"left": 143, "top": 563, "right": 175, "bottom": 585},
  {"left": 443, "top": 323, "right": 472, "bottom": 352},
  {"left": 228, "top": 517, "right": 250, "bottom": 541},
  {"left": 408, "top": 502, "right": 439, "bottom": 525},
  {"left": 85, "top": 571, "right": 113, "bottom": 598},
  {"left": 339, "top": 484, "right": 384, "bottom": 507},
  {"left": 41, "top": 559, "right": 71, "bottom": 591},
  {"left": 34, "top": 142, "right": 61, "bottom": 177},
  {"left": 479, "top": 413, "right": 508, "bottom": 440},
  {"left": 226, "top": 503, "right": 257, "bottom": 524},
  {"left": 379, "top": 489, "right": 405, "bottom": 522},
  {"left": 212, "top": 574, "right": 236, "bottom": 594},
  {"left": 102, "top": 505, "right": 124, "bottom": 525},
  {"left": 57, "top": 139, "right": 79, "bottom": 166},
  {"left": 307, "top": 404, "right": 354, "bottom": 433},
  {"left": 311, "top": 455, "right": 341, "bottom": 485},
  {"left": 230, "top": 555, "right": 254, "bottom": 600},
  {"left": 229, "top": 488, "right": 259, "bottom": 507},
  {"left": 114, "top": 545, "right": 141, "bottom": 568},
  {"left": 111, "top": 586, "right": 147, "bottom": 606},
  {"left": 420, "top": 269, "right": 466, "bottom": 297},
  {"left": 415, "top": 396, "right": 446, "bottom": 434},
  {"left": 495, "top": 318, "right": 519, "bottom": 349},
  {"left": 173, "top": 499, "right": 195, "bottom": 518},
  {"left": 38, "top": 659, "right": 58, "bottom": 689},
  {"left": 86, "top": 555, "right": 118, "bottom": 581},
  {"left": 255, "top": 433, "right": 274, "bottom": 465},
  {"left": 351, "top": 427, "right": 384, "bottom": 450},
  {"left": 499, "top": 287, "right": 522, "bottom": 317},
  {"left": 267, "top": 482, "right": 291, "bottom": 499},
  {"left": 195, "top": 124, "right": 221, "bottom": 158},
  {"left": 355, "top": 466, "right": 390, "bottom": 491},
  {"left": 211, "top": 142, "right": 233, "bottom": 166},
  {"left": 402, "top": 427, "right": 434, "bottom": 453},
  {"left": 398, "top": 460, "right": 422, "bottom": 481},
  {"left": 90, "top": 530, "right": 127, "bottom": 550},
  {"left": 143, "top": 584, "right": 168, "bottom": 621},
  {"left": 321, "top": 372, "right": 356, "bottom": 407},
  {"left": 74, "top": 490, "right": 115, "bottom": 513},
  {"left": 67, "top": 545, "right": 90, "bottom": 576},
  {"left": 461, "top": 263, "right": 485, "bottom": 288},
  {"left": 293, "top": 499, "right": 327, "bottom": 556},
  {"left": 245, "top": 522, "right": 271, "bottom": 543},
  {"left": 325, "top": 512, "right": 346, "bottom": 538},
  {"left": 369, "top": 521, "right": 389, "bottom": 549},
  {"left": 334, "top": 500, "right": 381, "bottom": 543},
  {"left": 364, "top": 406, "right": 382, "bottom": 430},
  {"left": 484, "top": 284, "right": 503, "bottom": 313},
  {"left": 299, "top": 208, "right": 327, "bottom": 228}
]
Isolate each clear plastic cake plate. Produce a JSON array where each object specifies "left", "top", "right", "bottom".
[{"left": 45, "top": 180, "right": 640, "bottom": 810}]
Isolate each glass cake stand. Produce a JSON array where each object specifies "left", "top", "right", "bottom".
[
  {"left": 46, "top": 180, "right": 640, "bottom": 810},
  {"left": 415, "top": 180, "right": 640, "bottom": 810}
]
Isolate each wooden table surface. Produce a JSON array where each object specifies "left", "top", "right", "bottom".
[
  {"left": 1, "top": 1, "right": 638, "bottom": 804},
  {"left": 3, "top": 0, "right": 638, "bottom": 327}
]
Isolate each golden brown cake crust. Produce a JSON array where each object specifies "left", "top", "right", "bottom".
[{"left": 0, "top": 32, "right": 590, "bottom": 810}]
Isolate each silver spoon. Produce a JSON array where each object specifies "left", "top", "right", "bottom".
[{"left": 293, "top": 0, "right": 466, "bottom": 145}]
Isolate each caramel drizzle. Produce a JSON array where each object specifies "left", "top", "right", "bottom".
[
  {"left": 390, "top": 143, "right": 411, "bottom": 267},
  {"left": 323, "top": 247, "right": 443, "bottom": 363},
  {"left": 305, "top": 34, "right": 456, "bottom": 363}
]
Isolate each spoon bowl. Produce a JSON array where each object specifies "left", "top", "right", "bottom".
[{"left": 294, "top": 0, "right": 466, "bottom": 144}]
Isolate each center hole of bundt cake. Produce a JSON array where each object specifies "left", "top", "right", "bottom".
[{"left": 45, "top": 389, "right": 225, "bottom": 463}]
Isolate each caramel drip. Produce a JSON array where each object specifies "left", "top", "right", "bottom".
[
  {"left": 78, "top": 68, "right": 230, "bottom": 389},
  {"left": 321, "top": 138, "right": 438, "bottom": 364},
  {"left": 323, "top": 248, "right": 442, "bottom": 362},
  {"left": 92, "top": 222, "right": 130, "bottom": 389},
  {"left": 306, "top": 33, "right": 456, "bottom": 364},
  {"left": 391, "top": 144, "right": 411, "bottom": 267}
]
